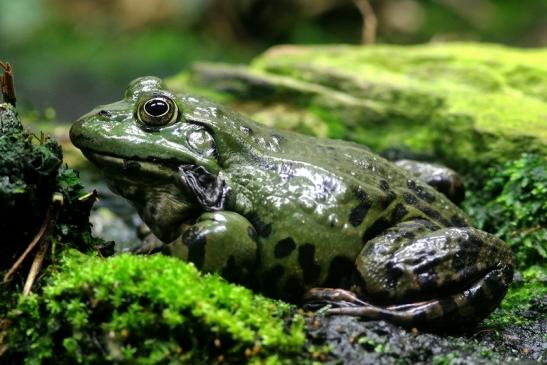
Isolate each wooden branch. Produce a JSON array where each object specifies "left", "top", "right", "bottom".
[
  {"left": 3, "top": 204, "right": 57, "bottom": 284},
  {"left": 0, "top": 61, "right": 16, "bottom": 106},
  {"left": 23, "top": 238, "right": 50, "bottom": 295},
  {"left": 353, "top": 0, "right": 377, "bottom": 44}
]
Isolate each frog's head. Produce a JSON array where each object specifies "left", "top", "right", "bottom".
[{"left": 70, "top": 76, "right": 264, "bottom": 242}]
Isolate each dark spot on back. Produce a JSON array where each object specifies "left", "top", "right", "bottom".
[
  {"left": 403, "top": 192, "right": 418, "bottom": 205},
  {"left": 246, "top": 212, "right": 272, "bottom": 238},
  {"left": 298, "top": 244, "right": 321, "bottom": 284},
  {"left": 418, "top": 206, "right": 450, "bottom": 226},
  {"left": 408, "top": 179, "right": 436, "bottom": 203},
  {"left": 349, "top": 202, "right": 371, "bottom": 227},
  {"left": 323, "top": 256, "right": 354, "bottom": 288},
  {"left": 274, "top": 237, "right": 296, "bottom": 258},
  {"left": 183, "top": 226, "right": 206, "bottom": 269},
  {"left": 418, "top": 190, "right": 436, "bottom": 203},
  {"left": 407, "top": 179, "right": 418, "bottom": 191},
  {"left": 349, "top": 187, "right": 372, "bottom": 227},
  {"left": 392, "top": 203, "right": 408, "bottom": 222},
  {"left": 381, "top": 190, "right": 397, "bottom": 209},
  {"left": 379, "top": 180, "right": 390, "bottom": 192}
]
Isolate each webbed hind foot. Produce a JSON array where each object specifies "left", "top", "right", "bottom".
[{"left": 303, "top": 262, "right": 512, "bottom": 331}]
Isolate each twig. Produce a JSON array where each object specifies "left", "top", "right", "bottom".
[
  {"left": 0, "top": 61, "right": 16, "bottom": 106},
  {"left": 23, "top": 238, "right": 50, "bottom": 295},
  {"left": 352, "top": 0, "right": 377, "bottom": 44},
  {"left": 3, "top": 204, "right": 57, "bottom": 284}
]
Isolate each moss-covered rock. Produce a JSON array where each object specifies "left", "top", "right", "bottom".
[
  {"left": 5, "top": 253, "right": 307, "bottom": 365},
  {"left": 167, "top": 43, "right": 547, "bottom": 169},
  {"left": 0, "top": 103, "right": 98, "bottom": 272}
]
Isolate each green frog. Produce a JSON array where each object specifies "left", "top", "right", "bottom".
[{"left": 70, "top": 76, "right": 513, "bottom": 329}]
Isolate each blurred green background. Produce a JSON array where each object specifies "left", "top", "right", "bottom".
[{"left": 1, "top": 0, "right": 546, "bottom": 121}]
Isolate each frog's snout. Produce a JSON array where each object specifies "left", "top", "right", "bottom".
[{"left": 69, "top": 118, "right": 87, "bottom": 149}]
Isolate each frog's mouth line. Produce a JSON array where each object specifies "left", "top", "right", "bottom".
[
  {"left": 83, "top": 151, "right": 182, "bottom": 179},
  {"left": 83, "top": 150, "right": 230, "bottom": 223}
]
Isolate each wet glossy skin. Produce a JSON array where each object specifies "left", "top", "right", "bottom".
[{"left": 70, "top": 77, "right": 513, "bottom": 329}]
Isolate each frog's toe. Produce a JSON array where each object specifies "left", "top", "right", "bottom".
[{"left": 303, "top": 288, "right": 367, "bottom": 310}]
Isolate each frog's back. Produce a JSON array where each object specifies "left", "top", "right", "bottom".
[{"left": 244, "top": 124, "right": 469, "bottom": 231}]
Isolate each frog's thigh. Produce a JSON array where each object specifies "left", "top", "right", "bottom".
[
  {"left": 350, "top": 219, "right": 513, "bottom": 328},
  {"left": 164, "top": 211, "right": 258, "bottom": 285},
  {"left": 394, "top": 159, "right": 465, "bottom": 204}
]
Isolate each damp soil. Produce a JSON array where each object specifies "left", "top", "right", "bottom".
[{"left": 305, "top": 296, "right": 546, "bottom": 364}]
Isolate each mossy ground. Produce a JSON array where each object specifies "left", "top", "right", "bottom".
[{"left": 6, "top": 253, "right": 309, "bottom": 365}]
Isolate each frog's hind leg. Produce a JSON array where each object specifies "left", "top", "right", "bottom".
[{"left": 304, "top": 220, "right": 513, "bottom": 330}]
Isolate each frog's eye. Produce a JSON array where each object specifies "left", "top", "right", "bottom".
[{"left": 138, "top": 96, "right": 178, "bottom": 126}]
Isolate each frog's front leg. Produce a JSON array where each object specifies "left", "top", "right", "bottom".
[
  {"left": 164, "top": 211, "right": 258, "bottom": 286},
  {"left": 304, "top": 219, "right": 513, "bottom": 330},
  {"left": 394, "top": 160, "right": 465, "bottom": 204}
]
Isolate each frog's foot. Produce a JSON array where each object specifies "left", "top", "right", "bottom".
[
  {"left": 162, "top": 211, "right": 258, "bottom": 286},
  {"left": 394, "top": 159, "right": 464, "bottom": 204},
  {"left": 346, "top": 220, "right": 514, "bottom": 330},
  {"left": 305, "top": 265, "right": 512, "bottom": 331},
  {"left": 303, "top": 287, "right": 444, "bottom": 320}
]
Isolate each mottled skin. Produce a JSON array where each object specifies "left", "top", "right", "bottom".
[{"left": 70, "top": 77, "right": 513, "bottom": 330}]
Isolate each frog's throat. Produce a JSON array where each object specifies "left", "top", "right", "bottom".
[{"left": 83, "top": 151, "right": 230, "bottom": 242}]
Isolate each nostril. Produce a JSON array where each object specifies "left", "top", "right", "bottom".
[{"left": 99, "top": 110, "right": 112, "bottom": 118}]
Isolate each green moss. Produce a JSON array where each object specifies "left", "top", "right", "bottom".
[
  {"left": 6, "top": 253, "right": 307, "bottom": 364},
  {"left": 464, "top": 153, "right": 546, "bottom": 268}
]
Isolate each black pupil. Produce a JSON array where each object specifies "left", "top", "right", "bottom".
[{"left": 145, "top": 99, "right": 169, "bottom": 117}]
